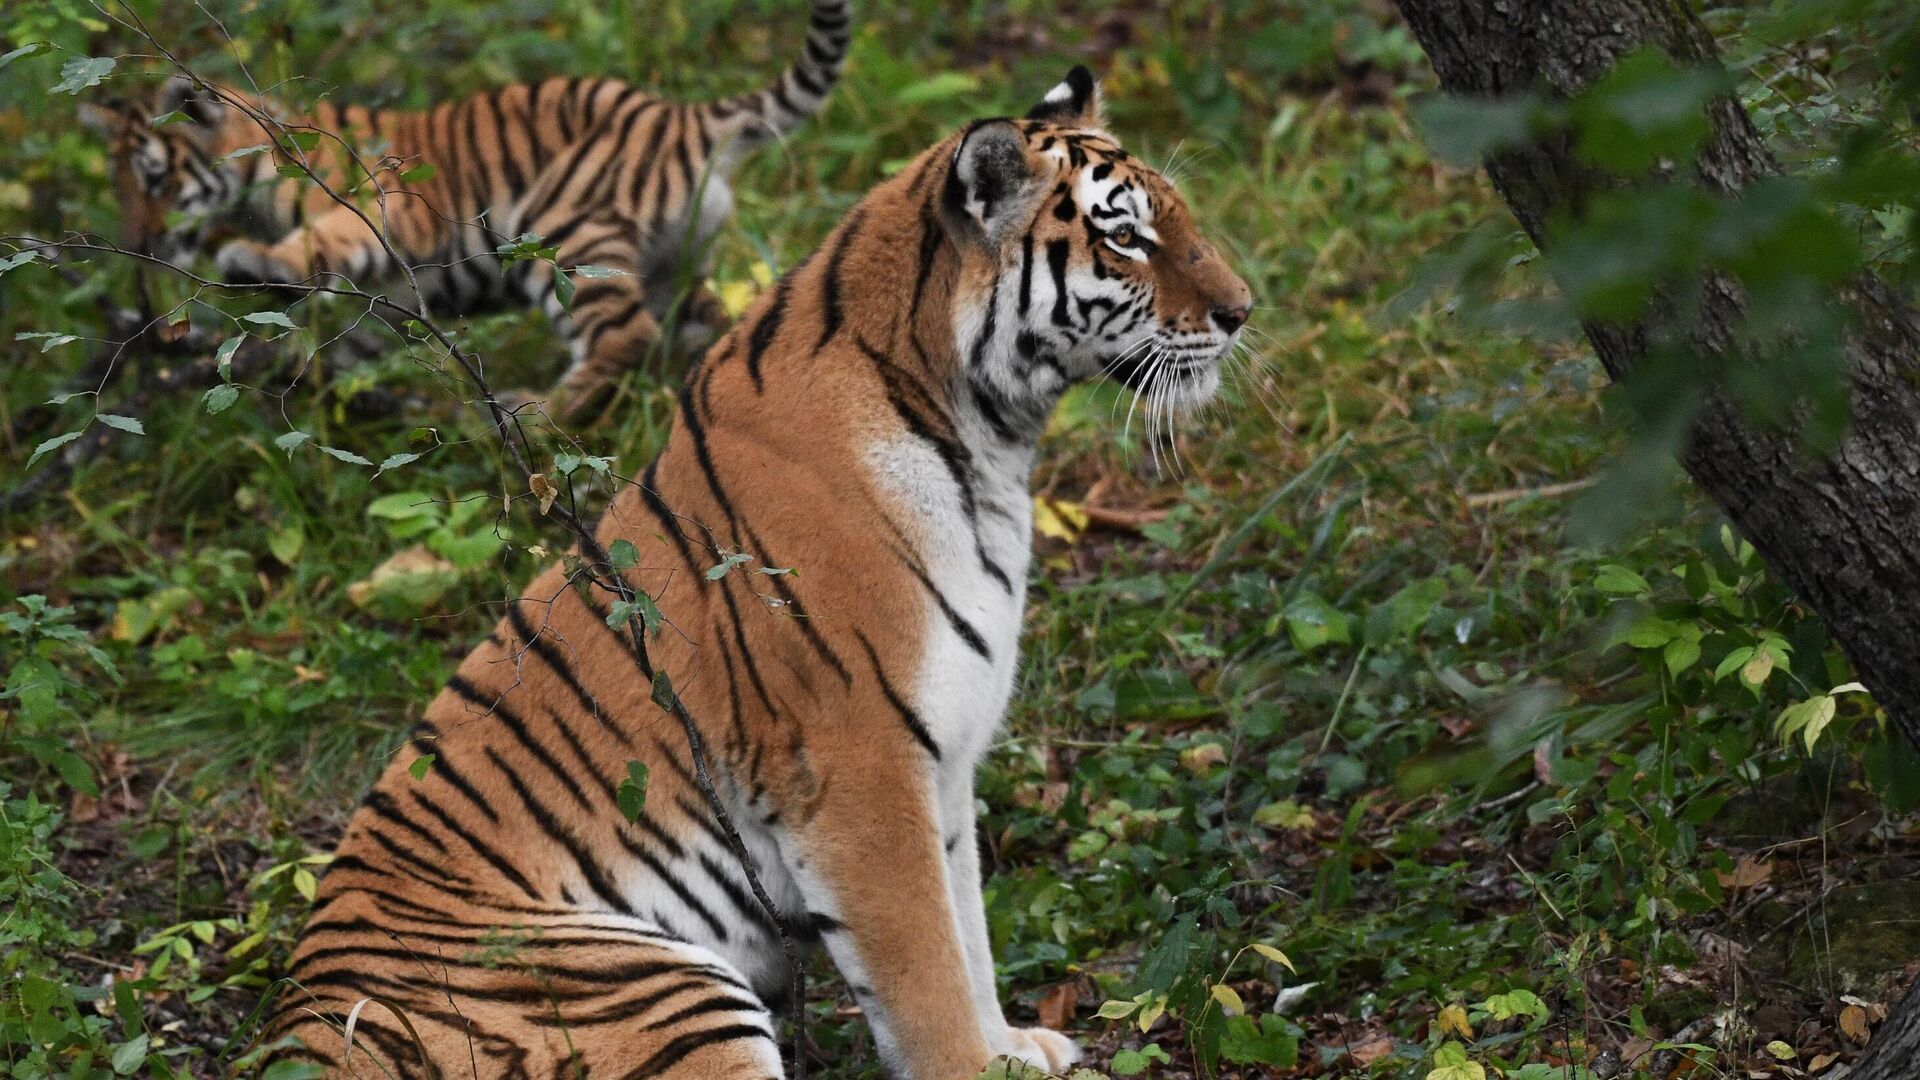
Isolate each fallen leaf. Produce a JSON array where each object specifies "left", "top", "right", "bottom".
[
  {"left": 1809, "top": 1052, "right": 1837, "bottom": 1073},
  {"left": 1033, "top": 497, "right": 1090, "bottom": 543},
  {"left": 1716, "top": 856, "right": 1773, "bottom": 891},
  {"left": 1179, "top": 742, "right": 1228, "bottom": 773},
  {"left": 1034, "top": 981, "right": 1077, "bottom": 1031},
  {"left": 1839, "top": 1003, "right": 1871, "bottom": 1044},
  {"left": 1348, "top": 1035, "right": 1393, "bottom": 1066}
]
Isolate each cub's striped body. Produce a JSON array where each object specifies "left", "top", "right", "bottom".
[
  {"left": 266, "top": 67, "right": 1251, "bottom": 1079},
  {"left": 80, "top": 1, "right": 849, "bottom": 420}
]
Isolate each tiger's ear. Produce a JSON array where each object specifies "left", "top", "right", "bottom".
[
  {"left": 1025, "top": 65, "right": 1101, "bottom": 127},
  {"left": 155, "top": 74, "right": 225, "bottom": 126},
  {"left": 942, "top": 120, "right": 1044, "bottom": 247}
]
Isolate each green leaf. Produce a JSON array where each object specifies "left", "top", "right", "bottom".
[
  {"left": 649, "top": 670, "right": 677, "bottom": 711},
  {"left": 705, "top": 552, "right": 753, "bottom": 580},
  {"left": 27, "top": 429, "right": 84, "bottom": 468},
  {"left": 274, "top": 430, "right": 311, "bottom": 455},
  {"left": 1663, "top": 637, "right": 1701, "bottom": 677},
  {"left": 1095, "top": 999, "right": 1141, "bottom": 1020},
  {"left": 215, "top": 335, "right": 244, "bottom": 376},
  {"left": 606, "top": 593, "right": 662, "bottom": 636},
  {"left": 96, "top": 413, "right": 145, "bottom": 435},
  {"left": 203, "top": 384, "right": 240, "bottom": 413},
  {"left": 17, "top": 331, "right": 78, "bottom": 352},
  {"left": 319, "top": 445, "right": 373, "bottom": 466},
  {"left": 608, "top": 539, "right": 639, "bottom": 571},
  {"left": 51, "top": 55, "right": 116, "bottom": 94},
  {"left": 572, "top": 264, "right": 634, "bottom": 279},
  {"left": 243, "top": 310, "right": 298, "bottom": 330},
  {"left": 1594, "top": 565, "right": 1651, "bottom": 595},
  {"left": 0, "top": 43, "right": 43, "bottom": 72},
  {"left": 616, "top": 760, "right": 649, "bottom": 823},
  {"left": 110, "top": 1033, "right": 149, "bottom": 1075},
  {"left": 399, "top": 163, "right": 438, "bottom": 183},
  {"left": 0, "top": 249, "right": 41, "bottom": 276},
  {"left": 1110, "top": 1043, "right": 1170, "bottom": 1077},
  {"left": 408, "top": 753, "right": 435, "bottom": 780},
  {"left": 375, "top": 451, "right": 423, "bottom": 475}
]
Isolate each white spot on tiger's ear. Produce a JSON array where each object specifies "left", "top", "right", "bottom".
[{"left": 1025, "top": 65, "right": 1102, "bottom": 127}]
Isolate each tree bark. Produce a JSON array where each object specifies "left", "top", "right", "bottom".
[{"left": 1391, "top": 1, "right": 1920, "bottom": 1075}]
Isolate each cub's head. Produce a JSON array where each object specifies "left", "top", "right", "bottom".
[
  {"left": 80, "top": 77, "right": 249, "bottom": 260},
  {"left": 939, "top": 66, "right": 1253, "bottom": 428}
]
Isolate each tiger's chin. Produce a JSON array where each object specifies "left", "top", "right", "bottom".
[{"left": 1106, "top": 340, "right": 1228, "bottom": 416}]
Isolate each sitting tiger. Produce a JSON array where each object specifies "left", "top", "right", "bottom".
[
  {"left": 78, "top": 0, "right": 850, "bottom": 421},
  {"left": 263, "top": 66, "right": 1252, "bottom": 1079}
]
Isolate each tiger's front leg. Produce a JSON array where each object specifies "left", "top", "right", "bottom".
[
  {"left": 776, "top": 764, "right": 1065, "bottom": 1079},
  {"left": 216, "top": 205, "right": 390, "bottom": 288}
]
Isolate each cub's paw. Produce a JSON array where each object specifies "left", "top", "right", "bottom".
[
  {"left": 995, "top": 1027, "right": 1082, "bottom": 1076},
  {"left": 216, "top": 240, "right": 301, "bottom": 287}
]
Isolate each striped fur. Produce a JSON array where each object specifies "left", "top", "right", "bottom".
[
  {"left": 262, "top": 67, "right": 1251, "bottom": 1079},
  {"left": 79, "top": 0, "right": 851, "bottom": 421}
]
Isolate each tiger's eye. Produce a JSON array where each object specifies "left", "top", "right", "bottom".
[{"left": 1109, "top": 224, "right": 1136, "bottom": 246}]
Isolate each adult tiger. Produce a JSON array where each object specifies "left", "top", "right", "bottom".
[
  {"left": 78, "top": 1, "right": 851, "bottom": 421},
  {"left": 264, "top": 67, "right": 1252, "bottom": 1079}
]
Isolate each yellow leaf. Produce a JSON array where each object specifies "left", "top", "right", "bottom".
[
  {"left": 1251, "top": 943, "right": 1296, "bottom": 973},
  {"left": 1033, "top": 497, "right": 1089, "bottom": 543},
  {"left": 1436, "top": 1002, "right": 1474, "bottom": 1039},
  {"left": 1839, "top": 1004, "right": 1871, "bottom": 1044},
  {"left": 1209, "top": 983, "right": 1244, "bottom": 1015},
  {"left": 1742, "top": 648, "right": 1775, "bottom": 686},
  {"left": 529, "top": 473, "right": 557, "bottom": 515},
  {"left": 1136, "top": 994, "right": 1166, "bottom": 1033},
  {"left": 1765, "top": 1040, "right": 1796, "bottom": 1061},
  {"left": 716, "top": 278, "right": 758, "bottom": 318},
  {"left": 1180, "top": 743, "right": 1228, "bottom": 773}
]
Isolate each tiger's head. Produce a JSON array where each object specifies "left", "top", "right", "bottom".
[
  {"left": 938, "top": 66, "right": 1253, "bottom": 435},
  {"left": 80, "top": 77, "right": 253, "bottom": 260}
]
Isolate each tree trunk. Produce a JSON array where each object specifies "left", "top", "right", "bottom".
[{"left": 1390, "top": 1, "right": 1920, "bottom": 1075}]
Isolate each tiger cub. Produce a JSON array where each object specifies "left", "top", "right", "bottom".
[
  {"left": 265, "top": 67, "right": 1252, "bottom": 1079},
  {"left": 79, "top": 1, "right": 850, "bottom": 421}
]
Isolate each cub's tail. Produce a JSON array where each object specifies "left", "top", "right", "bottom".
[{"left": 708, "top": 0, "right": 851, "bottom": 149}]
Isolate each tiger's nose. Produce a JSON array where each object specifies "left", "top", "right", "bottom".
[{"left": 1211, "top": 302, "right": 1251, "bottom": 334}]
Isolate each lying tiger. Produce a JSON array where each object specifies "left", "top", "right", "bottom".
[
  {"left": 79, "top": 0, "right": 850, "bottom": 421},
  {"left": 264, "top": 66, "right": 1252, "bottom": 1079}
]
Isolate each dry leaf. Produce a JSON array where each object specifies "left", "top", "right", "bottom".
[
  {"left": 1809, "top": 1052, "right": 1838, "bottom": 1073},
  {"left": 1348, "top": 1035, "right": 1393, "bottom": 1065},
  {"left": 1033, "top": 497, "right": 1090, "bottom": 543},
  {"left": 1180, "top": 742, "right": 1228, "bottom": 773},
  {"left": 1034, "top": 981, "right": 1077, "bottom": 1031},
  {"left": 1839, "top": 1003, "right": 1871, "bottom": 1044},
  {"left": 529, "top": 473, "right": 557, "bottom": 515},
  {"left": 1436, "top": 1002, "right": 1474, "bottom": 1039},
  {"left": 1716, "top": 856, "right": 1773, "bottom": 891}
]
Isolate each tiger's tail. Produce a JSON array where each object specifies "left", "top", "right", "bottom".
[{"left": 706, "top": 0, "right": 851, "bottom": 149}]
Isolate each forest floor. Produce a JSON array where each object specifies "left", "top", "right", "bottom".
[{"left": 3, "top": 2, "right": 1918, "bottom": 1078}]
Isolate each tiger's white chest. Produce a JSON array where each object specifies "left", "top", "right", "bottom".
[{"left": 863, "top": 425, "right": 1033, "bottom": 769}]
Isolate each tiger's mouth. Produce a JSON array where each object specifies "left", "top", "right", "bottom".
[{"left": 1106, "top": 336, "right": 1230, "bottom": 400}]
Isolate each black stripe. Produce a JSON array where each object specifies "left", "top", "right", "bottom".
[
  {"left": 503, "top": 601, "right": 628, "bottom": 744},
  {"left": 856, "top": 632, "right": 941, "bottom": 759},
  {"left": 815, "top": 206, "right": 867, "bottom": 349},
  {"left": 1047, "top": 238, "right": 1072, "bottom": 326},
  {"left": 745, "top": 271, "right": 795, "bottom": 392},
  {"left": 485, "top": 746, "right": 638, "bottom": 918},
  {"left": 446, "top": 675, "right": 592, "bottom": 812},
  {"left": 890, "top": 543, "right": 992, "bottom": 660},
  {"left": 407, "top": 727, "right": 500, "bottom": 826},
  {"left": 621, "top": 1023, "right": 775, "bottom": 1080},
  {"left": 407, "top": 790, "right": 544, "bottom": 901},
  {"left": 1018, "top": 229, "right": 1036, "bottom": 314}
]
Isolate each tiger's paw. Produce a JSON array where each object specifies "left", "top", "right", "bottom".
[
  {"left": 995, "top": 1026, "right": 1082, "bottom": 1076},
  {"left": 216, "top": 240, "right": 302, "bottom": 287}
]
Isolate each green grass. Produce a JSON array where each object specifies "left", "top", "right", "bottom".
[{"left": 3, "top": 1, "right": 1918, "bottom": 1077}]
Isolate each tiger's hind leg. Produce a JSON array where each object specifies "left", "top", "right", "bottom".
[
  {"left": 508, "top": 213, "right": 665, "bottom": 425},
  {"left": 265, "top": 901, "right": 784, "bottom": 1078}
]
